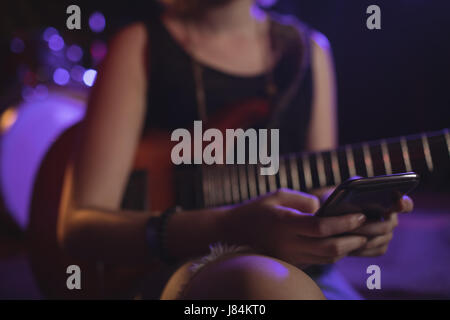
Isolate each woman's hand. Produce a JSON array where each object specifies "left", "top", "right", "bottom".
[
  {"left": 222, "top": 189, "right": 368, "bottom": 268},
  {"left": 349, "top": 195, "right": 414, "bottom": 257}
]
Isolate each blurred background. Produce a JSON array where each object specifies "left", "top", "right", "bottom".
[{"left": 0, "top": 0, "right": 449, "bottom": 299}]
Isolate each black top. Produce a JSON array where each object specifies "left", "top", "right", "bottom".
[{"left": 144, "top": 13, "right": 314, "bottom": 154}]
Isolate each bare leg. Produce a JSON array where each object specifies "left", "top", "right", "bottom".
[{"left": 161, "top": 254, "right": 325, "bottom": 300}]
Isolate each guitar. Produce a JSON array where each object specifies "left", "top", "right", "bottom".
[{"left": 28, "top": 100, "right": 450, "bottom": 298}]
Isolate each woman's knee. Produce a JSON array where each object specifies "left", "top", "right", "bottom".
[{"left": 180, "top": 254, "right": 325, "bottom": 300}]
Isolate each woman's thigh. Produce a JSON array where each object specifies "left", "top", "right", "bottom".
[{"left": 161, "top": 253, "right": 325, "bottom": 300}]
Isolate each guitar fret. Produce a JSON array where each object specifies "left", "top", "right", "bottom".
[
  {"left": 213, "top": 167, "right": 221, "bottom": 206},
  {"left": 187, "top": 128, "right": 450, "bottom": 210},
  {"left": 362, "top": 143, "right": 374, "bottom": 177},
  {"left": 421, "top": 134, "right": 434, "bottom": 172},
  {"left": 238, "top": 165, "right": 249, "bottom": 201},
  {"left": 289, "top": 154, "right": 300, "bottom": 191},
  {"left": 400, "top": 137, "right": 412, "bottom": 172},
  {"left": 316, "top": 152, "right": 326, "bottom": 188},
  {"left": 268, "top": 171, "right": 277, "bottom": 192},
  {"left": 257, "top": 164, "right": 267, "bottom": 195},
  {"left": 223, "top": 166, "right": 232, "bottom": 205},
  {"left": 219, "top": 166, "right": 227, "bottom": 205},
  {"left": 444, "top": 129, "right": 450, "bottom": 159},
  {"left": 203, "top": 167, "right": 211, "bottom": 207},
  {"left": 380, "top": 139, "right": 392, "bottom": 175},
  {"left": 279, "top": 157, "right": 288, "bottom": 189},
  {"left": 346, "top": 145, "right": 357, "bottom": 177},
  {"left": 302, "top": 154, "right": 313, "bottom": 190},
  {"left": 230, "top": 165, "right": 240, "bottom": 204},
  {"left": 210, "top": 166, "right": 220, "bottom": 206},
  {"left": 247, "top": 165, "right": 258, "bottom": 199},
  {"left": 331, "top": 150, "right": 341, "bottom": 185}
]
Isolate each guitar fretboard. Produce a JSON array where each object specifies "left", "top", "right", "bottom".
[{"left": 201, "top": 128, "right": 450, "bottom": 207}]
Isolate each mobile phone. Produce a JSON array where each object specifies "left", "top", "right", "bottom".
[{"left": 315, "top": 172, "right": 420, "bottom": 219}]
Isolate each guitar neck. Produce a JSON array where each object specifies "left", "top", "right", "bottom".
[{"left": 200, "top": 128, "right": 450, "bottom": 208}]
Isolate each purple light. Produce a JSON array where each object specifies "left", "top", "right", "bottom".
[
  {"left": 66, "top": 45, "right": 83, "bottom": 62},
  {"left": 53, "top": 68, "right": 70, "bottom": 86},
  {"left": 43, "top": 27, "right": 58, "bottom": 42},
  {"left": 70, "top": 65, "right": 85, "bottom": 82},
  {"left": 21, "top": 85, "right": 49, "bottom": 102},
  {"left": 90, "top": 40, "right": 107, "bottom": 62},
  {"left": 83, "top": 69, "right": 97, "bottom": 87},
  {"left": 89, "top": 12, "right": 106, "bottom": 33},
  {"left": 257, "top": 0, "right": 277, "bottom": 7},
  {"left": 1, "top": 93, "right": 86, "bottom": 229},
  {"left": 10, "top": 38, "right": 25, "bottom": 54},
  {"left": 21, "top": 86, "right": 34, "bottom": 101},
  {"left": 35, "top": 85, "right": 49, "bottom": 100},
  {"left": 48, "top": 34, "right": 64, "bottom": 51}
]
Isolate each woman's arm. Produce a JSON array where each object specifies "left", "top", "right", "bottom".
[
  {"left": 306, "top": 31, "right": 338, "bottom": 200},
  {"left": 307, "top": 31, "right": 338, "bottom": 152},
  {"left": 57, "top": 22, "right": 237, "bottom": 265},
  {"left": 57, "top": 22, "right": 152, "bottom": 263}
]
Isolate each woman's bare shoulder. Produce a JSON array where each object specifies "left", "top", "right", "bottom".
[
  {"left": 310, "top": 30, "right": 332, "bottom": 56},
  {"left": 267, "top": 12, "right": 332, "bottom": 65},
  {"left": 108, "top": 21, "right": 148, "bottom": 53},
  {"left": 99, "top": 21, "right": 149, "bottom": 86}
]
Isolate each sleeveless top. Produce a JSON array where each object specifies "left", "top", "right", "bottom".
[
  {"left": 143, "top": 13, "right": 314, "bottom": 154},
  {"left": 137, "top": 16, "right": 333, "bottom": 297}
]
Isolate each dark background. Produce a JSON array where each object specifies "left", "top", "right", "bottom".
[{"left": 1, "top": 0, "right": 449, "bottom": 144}]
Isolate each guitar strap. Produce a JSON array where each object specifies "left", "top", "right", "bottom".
[{"left": 266, "top": 13, "right": 313, "bottom": 133}]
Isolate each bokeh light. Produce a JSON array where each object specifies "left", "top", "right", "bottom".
[
  {"left": 83, "top": 69, "right": 97, "bottom": 87},
  {"left": 89, "top": 12, "right": 106, "bottom": 33},
  {"left": 48, "top": 34, "right": 65, "bottom": 51},
  {"left": 10, "top": 38, "right": 25, "bottom": 54},
  {"left": 0, "top": 107, "right": 18, "bottom": 134},
  {"left": 90, "top": 40, "right": 107, "bottom": 62},
  {"left": 34, "top": 84, "right": 49, "bottom": 100},
  {"left": 70, "top": 65, "right": 85, "bottom": 82},
  {"left": 53, "top": 68, "right": 70, "bottom": 85},
  {"left": 66, "top": 45, "right": 83, "bottom": 62},
  {"left": 21, "top": 86, "right": 34, "bottom": 101},
  {"left": 43, "top": 27, "right": 58, "bottom": 42}
]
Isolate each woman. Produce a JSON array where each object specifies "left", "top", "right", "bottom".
[{"left": 58, "top": 0, "right": 413, "bottom": 299}]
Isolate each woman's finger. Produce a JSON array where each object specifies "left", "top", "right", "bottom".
[
  {"left": 352, "top": 214, "right": 398, "bottom": 236},
  {"left": 363, "top": 232, "right": 393, "bottom": 249},
  {"left": 278, "top": 208, "right": 367, "bottom": 238},
  {"left": 265, "top": 189, "right": 320, "bottom": 213},
  {"left": 350, "top": 244, "right": 390, "bottom": 257},
  {"left": 393, "top": 195, "right": 414, "bottom": 213}
]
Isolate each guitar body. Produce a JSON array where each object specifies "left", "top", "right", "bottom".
[{"left": 28, "top": 98, "right": 270, "bottom": 299}]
